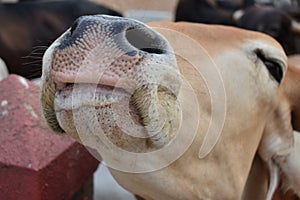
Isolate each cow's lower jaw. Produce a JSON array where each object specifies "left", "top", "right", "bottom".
[{"left": 49, "top": 82, "right": 180, "bottom": 152}]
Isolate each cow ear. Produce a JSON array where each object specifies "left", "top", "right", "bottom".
[
  {"left": 232, "top": 9, "right": 245, "bottom": 23},
  {"left": 291, "top": 20, "right": 300, "bottom": 35}
]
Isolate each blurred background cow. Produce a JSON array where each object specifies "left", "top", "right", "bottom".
[{"left": 175, "top": 0, "right": 300, "bottom": 55}]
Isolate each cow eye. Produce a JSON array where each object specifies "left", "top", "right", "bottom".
[{"left": 256, "top": 50, "right": 283, "bottom": 83}]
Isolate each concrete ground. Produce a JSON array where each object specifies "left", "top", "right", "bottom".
[{"left": 94, "top": 164, "right": 135, "bottom": 200}]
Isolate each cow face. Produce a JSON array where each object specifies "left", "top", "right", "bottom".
[{"left": 41, "top": 16, "right": 289, "bottom": 199}]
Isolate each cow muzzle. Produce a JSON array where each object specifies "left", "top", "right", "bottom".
[{"left": 41, "top": 15, "right": 181, "bottom": 152}]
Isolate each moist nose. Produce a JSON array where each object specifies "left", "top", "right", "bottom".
[{"left": 62, "top": 15, "right": 170, "bottom": 56}]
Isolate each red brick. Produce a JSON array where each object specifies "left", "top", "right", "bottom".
[{"left": 0, "top": 75, "right": 100, "bottom": 200}]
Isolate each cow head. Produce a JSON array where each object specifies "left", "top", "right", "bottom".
[{"left": 41, "top": 15, "right": 295, "bottom": 199}]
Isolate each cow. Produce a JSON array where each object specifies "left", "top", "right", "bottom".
[
  {"left": 40, "top": 15, "right": 300, "bottom": 199},
  {"left": 235, "top": 5, "right": 300, "bottom": 55},
  {"left": 0, "top": 0, "right": 122, "bottom": 79},
  {"left": 175, "top": 0, "right": 248, "bottom": 26},
  {"left": 175, "top": 0, "right": 300, "bottom": 55}
]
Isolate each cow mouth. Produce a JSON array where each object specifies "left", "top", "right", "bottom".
[
  {"left": 54, "top": 82, "right": 144, "bottom": 127},
  {"left": 55, "top": 83, "right": 132, "bottom": 110},
  {"left": 52, "top": 81, "right": 172, "bottom": 152},
  {"left": 50, "top": 80, "right": 180, "bottom": 152}
]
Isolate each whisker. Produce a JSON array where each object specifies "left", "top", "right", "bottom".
[
  {"left": 29, "top": 52, "right": 44, "bottom": 55},
  {"left": 28, "top": 45, "right": 48, "bottom": 53},
  {"left": 32, "top": 45, "right": 49, "bottom": 49},
  {"left": 22, "top": 61, "right": 42, "bottom": 66},
  {"left": 30, "top": 49, "right": 46, "bottom": 53},
  {"left": 19, "top": 44, "right": 49, "bottom": 78},
  {"left": 21, "top": 55, "right": 43, "bottom": 59},
  {"left": 29, "top": 48, "right": 46, "bottom": 53}
]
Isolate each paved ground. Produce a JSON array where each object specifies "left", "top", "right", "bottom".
[{"left": 94, "top": 164, "right": 135, "bottom": 200}]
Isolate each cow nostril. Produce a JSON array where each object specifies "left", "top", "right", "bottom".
[
  {"left": 70, "top": 20, "right": 79, "bottom": 35},
  {"left": 125, "top": 27, "right": 166, "bottom": 55},
  {"left": 139, "top": 48, "right": 165, "bottom": 54}
]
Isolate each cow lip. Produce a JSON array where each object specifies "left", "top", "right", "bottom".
[
  {"left": 56, "top": 82, "right": 130, "bottom": 96},
  {"left": 54, "top": 82, "right": 132, "bottom": 111},
  {"left": 53, "top": 81, "right": 145, "bottom": 130}
]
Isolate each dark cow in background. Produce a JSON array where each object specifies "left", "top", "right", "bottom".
[
  {"left": 175, "top": 0, "right": 300, "bottom": 55},
  {"left": 0, "top": 0, "right": 122, "bottom": 79},
  {"left": 175, "top": 0, "right": 254, "bottom": 25},
  {"left": 236, "top": 6, "right": 300, "bottom": 55}
]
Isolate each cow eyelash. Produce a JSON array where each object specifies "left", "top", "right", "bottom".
[{"left": 255, "top": 50, "right": 284, "bottom": 84}]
